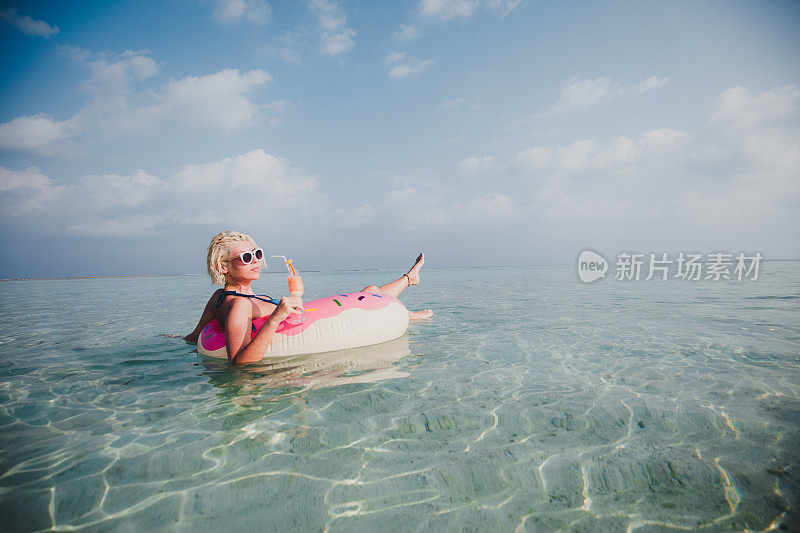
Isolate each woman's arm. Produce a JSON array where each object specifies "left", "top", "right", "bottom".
[
  {"left": 226, "top": 296, "right": 303, "bottom": 364},
  {"left": 184, "top": 291, "right": 220, "bottom": 343}
]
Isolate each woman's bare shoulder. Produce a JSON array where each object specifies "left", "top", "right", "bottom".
[{"left": 226, "top": 296, "right": 253, "bottom": 317}]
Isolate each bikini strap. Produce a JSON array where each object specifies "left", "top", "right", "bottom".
[{"left": 216, "top": 290, "right": 280, "bottom": 308}]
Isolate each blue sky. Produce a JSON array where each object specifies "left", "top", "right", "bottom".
[{"left": 1, "top": 0, "right": 798, "bottom": 278}]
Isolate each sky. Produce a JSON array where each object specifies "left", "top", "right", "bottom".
[{"left": 0, "top": 0, "right": 798, "bottom": 278}]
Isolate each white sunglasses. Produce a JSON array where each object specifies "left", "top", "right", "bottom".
[{"left": 227, "top": 248, "right": 264, "bottom": 264}]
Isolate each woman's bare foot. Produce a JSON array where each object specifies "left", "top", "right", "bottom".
[
  {"left": 406, "top": 253, "right": 424, "bottom": 286},
  {"left": 409, "top": 309, "right": 433, "bottom": 320}
]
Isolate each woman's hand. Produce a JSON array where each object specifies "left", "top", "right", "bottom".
[{"left": 269, "top": 296, "right": 304, "bottom": 324}]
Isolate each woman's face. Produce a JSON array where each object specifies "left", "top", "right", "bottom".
[{"left": 222, "top": 240, "right": 262, "bottom": 283}]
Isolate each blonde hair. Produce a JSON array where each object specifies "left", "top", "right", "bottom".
[{"left": 207, "top": 231, "right": 259, "bottom": 285}]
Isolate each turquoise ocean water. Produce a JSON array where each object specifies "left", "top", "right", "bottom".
[{"left": 0, "top": 264, "right": 798, "bottom": 531}]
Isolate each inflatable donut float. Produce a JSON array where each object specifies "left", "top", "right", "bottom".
[{"left": 197, "top": 291, "right": 409, "bottom": 359}]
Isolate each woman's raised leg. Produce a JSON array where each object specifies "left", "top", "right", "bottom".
[{"left": 361, "top": 253, "right": 424, "bottom": 298}]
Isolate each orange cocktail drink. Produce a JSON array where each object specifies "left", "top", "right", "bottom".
[{"left": 287, "top": 274, "right": 303, "bottom": 298}]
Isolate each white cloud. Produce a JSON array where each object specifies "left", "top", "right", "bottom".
[
  {"left": 0, "top": 8, "right": 58, "bottom": 37},
  {"left": 81, "top": 50, "right": 159, "bottom": 97},
  {"left": 0, "top": 149, "right": 332, "bottom": 236},
  {"left": 0, "top": 166, "right": 163, "bottom": 227},
  {"left": 440, "top": 96, "right": 483, "bottom": 111},
  {"left": 78, "top": 51, "right": 275, "bottom": 133},
  {"left": 0, "top": 114, "right": 77, "bottom": 156},
  {"left": 506, "top": 128, "right": 696, "bottom": 225},
  {"left": 58, "top": 168, "right": 166, "bottom": 237},
  {"left": 213, "top": 0, "right": 271, "bottom": 25},
  {"left": 533, "top": 173, "right": 653, "bottom": 224},
  {"left": 78, "top": 170, "right": 162, "bottom": 209},
  {"left": 457, "top": 156, "right": 495, "bottom": 175},
  {"left": 484, "top": 0, "right": 522, "bottom": 18},
  {"left": 0, "top": 166, "right": 66, "bottom": 215},
  {"left": 394, "top": 23, "right": 419, "bottom": 42},
  {"left": 679, "top": 86, "right": 800, "bottom": 231},
  {"left": 508, "top": 85, "right": 800, "bottom": 251},
  {"left": 170, "top": 149, "right": 328, "bottom": 229},
  {"left": 419, "top": 0, "right": 480, "bottom": 20},
  {"left": 386, "top": 52, "right": 433, "bottom": 80},
  {"left": 160, "top": 69, "right": 272, "bottom": 131},
  {"left": 308, "top": 0, "right": 355, "bottom": 58},
  {"left": 320, "top": 30, "right": 356, "bottom": 57},
  {"left": 3, "top": 86, "right": 796, "bottom": 258},
  {"left": 514, "top": 129, "right": 690, "bottom": 174},
  {"left": 513, "top": 146, "right": 551, "bottom": 168},
  {"left": 261, "top": 100, "right": 292, "bottom": 125},
  {"left": 0, "top": 49, "right": 278, "bottom": 155},
  {"left": 0, "top": 148, "right": 522, "bottom": 240},
  {"left": 70, "top": 50, "right": 162, "bottom": 136},
  {"left": 382, "top": 185, "right": 518, "bottom": 232},
  {"left": 634, "top": 75, "right": 670, "bottom": 94},
  {"left": 711, "top": 85, "right": 799, "bottom": 127},
  {"left": 418, "top": 0, "right": 521, "bottom": 21},
  {"left": 542, "top": 77, "right": 616, "bottom": 116},
  {"left": 174, "top": 149, "right": 311, "bottom": 197},
  {"left": 330, "top": 203, "right": 377, "bottom": 228},
  {"left": 261, "top": 31, "right": 305, "bottom": 64},
  {"left": 542, "top": 75, "right": 670, "bottom": 116},
  {"left": 65, "top": 213, "right": 170, "bottom": 236}
]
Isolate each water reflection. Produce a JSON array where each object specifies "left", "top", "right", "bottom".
[
  {"left": 199, "top": 335, "right": 415, "bottom": 395},
  {"left": 198, "top": 336, "right": 416, "bottom": 439}
]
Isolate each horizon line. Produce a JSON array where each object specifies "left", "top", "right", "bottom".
[{"left": 2, "top": 259, "right": 799, "bottom": 282}]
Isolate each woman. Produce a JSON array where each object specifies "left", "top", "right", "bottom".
[{"left": 184, "top": 231, "right": 432, "bottom": 364}]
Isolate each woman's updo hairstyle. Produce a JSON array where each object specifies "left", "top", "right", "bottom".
[{"left": 207, "top": 231, "right": 259, "bottom": 286}]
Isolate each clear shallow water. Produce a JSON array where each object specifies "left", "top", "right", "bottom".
[{"left": 0, "top": 265, "right": 798, "bottom": 532}]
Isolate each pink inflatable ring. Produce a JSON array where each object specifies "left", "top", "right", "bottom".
[{"left": 197, "top": 291, "right": 410, "bottom": 359}]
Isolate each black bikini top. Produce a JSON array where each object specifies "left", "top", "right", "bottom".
[{"left": 216, "top": 290, "right": 280, "bottom": 308}]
